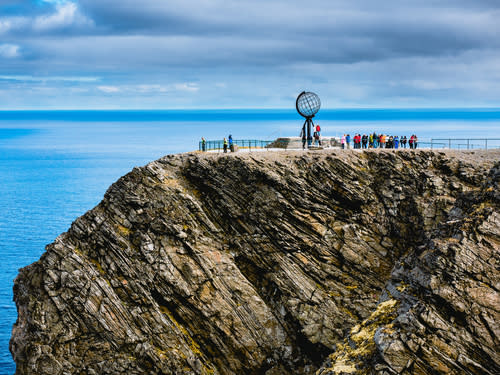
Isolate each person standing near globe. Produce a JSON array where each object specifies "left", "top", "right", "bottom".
[{"left": 300, "top": 129, "right": 306, "bottom": 149}]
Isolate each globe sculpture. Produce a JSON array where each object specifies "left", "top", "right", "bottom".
[{"left": 296, "top": 91, "right": 321, "bottom": 149}]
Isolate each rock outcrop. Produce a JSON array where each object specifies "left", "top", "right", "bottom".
[{"left": 11, "top": 149, "right": 499, "bottom": 375}]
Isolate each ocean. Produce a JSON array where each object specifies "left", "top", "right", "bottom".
[{"left": 0, "top": 109, "right": 499, "bottom": 373}]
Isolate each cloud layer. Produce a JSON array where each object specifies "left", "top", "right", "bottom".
[{"left": 1, "top": 0, "right": 499, "bottom": 108}]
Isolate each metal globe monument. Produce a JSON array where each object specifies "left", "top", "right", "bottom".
[{"left": 296, "top": 91, "right": 321, "bottom": 148}]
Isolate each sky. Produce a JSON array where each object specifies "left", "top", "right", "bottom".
[{"left": 0, "top": 0, "right": 499, "bottom": 109}]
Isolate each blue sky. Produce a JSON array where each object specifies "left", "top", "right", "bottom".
[{"left": 0, "top": 0, "right": 499, "bottom": 109}]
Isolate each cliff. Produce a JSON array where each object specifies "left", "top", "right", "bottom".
[{"left": 11, "top": 149, "right": 500, "bottom": 375}]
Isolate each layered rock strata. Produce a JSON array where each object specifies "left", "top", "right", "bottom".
[{"left": 11, "top": 150, "right": 499, "bottom": 375}]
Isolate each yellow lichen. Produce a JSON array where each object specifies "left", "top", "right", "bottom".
[
  {"left": 117, "top": 224, "right": 131, "bottom": 236},
  {"left": 157, "top": 305, "right": 216, "bottom": 375},
  {"left": 89, "top": 258, "right": 106, "bottom": 276},
  {"left": 159, "top": 306, "right": 203, "bottom": 357},
  {"left": 317, "top": 299, "right": 399, "bottom": 375},
  {"left": 162, "top": 178, "right": 181, "bottom": 188},
  {"left": 396, "top": 282, "right": 408, "bottom": 292}
]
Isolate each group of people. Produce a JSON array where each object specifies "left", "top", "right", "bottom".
[
  {"left": 201, "top": 131, "right": 419, "bottom": 152},
  {"left": 341, "top": 134, "right": 419, "bottom": 149},
  {"left": 301, "top": 125, "right": 322, "bottom": 149},
  {"left": 223, "top": 135, "right": 235, "bottom": 153},
  {"left": 201, "top": 135, "right": 235, "bottom": 152}
]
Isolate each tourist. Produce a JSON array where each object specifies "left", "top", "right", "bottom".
[
  {"left": 362, "top": 134, "right": 368, "bottom": 149},
  {"left": 401, "top": 136, "right": 407, "bottom": 148},
  {"left": 409, "top": 135, "right": 414, "bottom": 149},
  {"left": 380, "top": 134, "right": 385, "bottom": 148},
  {"left": 228, "top": 134, "right": 234, "bottom": 152},
  {"left": 388, "top": 135, "right": 393, "bottom": 148},
  {"left": 413, "top": 134, "right": 418, "bottom": 149},
  {"left": 373, "top": 133, "right": 378, "bottom": 148},
  {"left": 341, "top": 134, "right": 346, "bottom": 149},
  {"left": 394, "top": 135, "right": 399, "bottom": 149},
  {"left": 369, "top": 133, "right": 374, "bottom": 148},
  {"left": 314, "top": 131, "right": 321, "bottom": 146},
  {"left": 223, "top": 137, "right": 228, "bottom": 153},
  {"left": 201, "top": 137, "right": 206, "bottom": 152},
  {"left": 346, "top": 134, "right": 351, "bottom": 149}
]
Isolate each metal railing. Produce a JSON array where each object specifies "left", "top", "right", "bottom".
[
  {"left": 199, "top": 139, "right": 273, "bottom": 152},
  {"left": 429, "top": 138, "right": 500, "bottom": 150},
  {"left": 198, "top": 138, "right": 500, "bottom": 152}
]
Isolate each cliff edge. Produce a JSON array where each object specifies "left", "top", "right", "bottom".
[{"left": 11, "top": 150, "right": 500, "bottom": 374}]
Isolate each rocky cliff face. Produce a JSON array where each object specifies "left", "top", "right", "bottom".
[{"left": 11, "top": 150, "right": 499, "bottom": 375}]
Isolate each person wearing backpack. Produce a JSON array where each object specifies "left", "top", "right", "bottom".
[
  {"left": 361, "top": 134, "right": 366, "bottom": 149},
  {"left": 313, "top": 131, "right": 321, "bottom": 146}
]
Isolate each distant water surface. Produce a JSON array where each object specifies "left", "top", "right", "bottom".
[{"left": 0, "top": 109, "right": 499, "bottom": 373}]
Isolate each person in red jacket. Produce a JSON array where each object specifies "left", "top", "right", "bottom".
[{"left": 354, "top": 134, "right": 361, "bottom": 149}]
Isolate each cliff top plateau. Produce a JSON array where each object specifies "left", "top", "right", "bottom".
[{"left": 11, "top": 149, "right": 500, "bottom": 375}]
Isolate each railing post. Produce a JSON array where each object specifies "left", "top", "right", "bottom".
[
  {"left": 431, "top": 139, "right": 433, "bottom": 150},
  {"left": 467, "top": 139, "right": 470, "bottom": 150},
  {"left": 485, "top": 139, "right": 488, "bottom": 150},
  {"left": 449, "top": 139, "right": 451, "bottom": 149}
]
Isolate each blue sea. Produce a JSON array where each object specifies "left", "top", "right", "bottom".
[{"left": 0, "top": 109, "right": 499, "bottom": 373}]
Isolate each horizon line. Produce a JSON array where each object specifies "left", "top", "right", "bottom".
[{"left": 1, "top": 107, "right": 500, "bottom": 111}]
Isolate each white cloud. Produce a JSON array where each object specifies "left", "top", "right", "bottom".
[
  {"left": 102, "top": 83, "right": 200, "bottom": 94},
  {"left": 34, "top": 2, "right": 93, "bottom": 31},
  {"left": 174, "top": 83, "right": 199, "bottom": 92},
  {"left": 98, "top": 86, "right": 120, "bottom": 93},
  {"left": 0, "top": 17, "right": 30, "bottom": 34},
  {"left": 136, "top": 84, "right": 168, "bottom": 93},
  {"left": 0, "top": 44, "right": 20, "bottom": 58},
  {"left": 0, "top": 75, "right": 99, "bottom": 82}
]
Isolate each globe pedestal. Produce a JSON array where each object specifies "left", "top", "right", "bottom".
[{"left": 300, "top": 117, "right": 315, "bottom": 149}]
